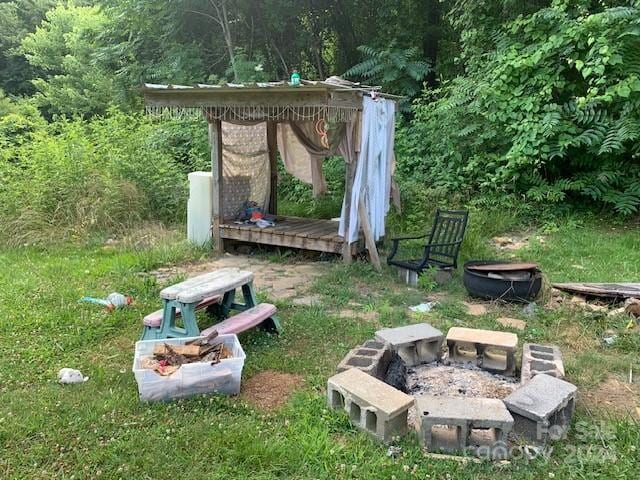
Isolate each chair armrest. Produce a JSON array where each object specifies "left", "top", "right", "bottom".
[
  {"left": 390, "top": 234, "right": 428, "bottom": 241},
  {"left": 388, "top": 234, "right": 428, "bottom": 263}
]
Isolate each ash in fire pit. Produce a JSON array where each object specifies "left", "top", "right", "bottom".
[
  {"left": 405, "top": 361, "right": 519, "bottom": 431},
  {"left": 407, "top": 362, "right": 519, "bottom": 399}
]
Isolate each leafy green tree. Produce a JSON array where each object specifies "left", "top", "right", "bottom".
[
  {"left": 401, "top": 0, "right": 640, "bottom": 214},
  {"left": 0, "top": 0, "right": 54, "bottom": 95},
  {"left": 20, "top": 2, "right": 118, "bottom": 118},
  {"left": 344, "top": 43, "right": 431, "bottom": 107}
]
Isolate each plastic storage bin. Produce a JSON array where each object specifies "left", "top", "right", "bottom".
[{"left": 132, "top": 334, "right": 246, "bottom": 402}]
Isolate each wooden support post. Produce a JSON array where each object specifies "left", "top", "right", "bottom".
[
  {"left": 358, "top": 198, "right": 382, "bottom": 272},
  {"left": 266, "top": 121, "right": 278, "bottom": 215},
  {"left": 342, "top": 159, "right": 357, "bottom": 263},
  {"left": 209, "top": 120, "right": 223, "bottom": 254}
]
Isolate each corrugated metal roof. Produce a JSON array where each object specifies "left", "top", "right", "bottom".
[{"left": 142, "top": 76, "right": 402, "bottom": 99}]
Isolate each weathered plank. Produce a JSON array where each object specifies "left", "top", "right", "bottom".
[
  {"left": 218, "top": 216, "right": 359, "bottom": 255},
  {"left": 552, "top": 283, "right": 640, "bottom": 299},
  {"left": 266, "top": 121, "right": 278, "bottom": 214},
  {"left": 209, "top": 120, "right": 223, "bottom": 254},
  {"left": 468, "top": 263, "right": 539, "bottom": 272}
]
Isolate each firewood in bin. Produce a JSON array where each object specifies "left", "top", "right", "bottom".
[
  {"left": 158, "top": 343, "right": 187, "bottom": 366},
  {"left": 201, "top": 343, "right": 233, "bottom": 365},
  {"left": 153, "top": 343, "right": 201, "bottom": 358},
  {"left": 185, "top": 330, "right": 219, "bottom": 347},
  {"left": 142, "top": 333, "right": 234, "bottom": 376}
]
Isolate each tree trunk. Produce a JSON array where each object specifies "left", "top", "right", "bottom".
[{"left": 422, "top": 0, "right": 441, "bottom": 88}]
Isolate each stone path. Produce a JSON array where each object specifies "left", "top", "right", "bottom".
[{"left": 150, "top": 253, "right": 329, "bottom": 301}]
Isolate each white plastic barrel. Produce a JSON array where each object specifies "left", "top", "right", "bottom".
[{"left": 187, "top": 171, "right": 212, "bottom": 245}]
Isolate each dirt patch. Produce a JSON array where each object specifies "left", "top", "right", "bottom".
[
  {"left": 496, "top": 317, "right": 527, "bottom": 331},
  {"left": 291, "top": 295, "right": 322, "bottom": 306},
  {"left": 150, "top": 254, "right": 328, "bottom": 300},
  {"left": 333, "top": 308, "right": 381, "bottom": 327},
  {"left": 553, "top": 322, "right": 598, "bottom": 352},
  {"left": 240, "top": 370, "right": 304, "bottom": 410},
  {"left": 491, "top": 233, "right": 545, "bottom": 252},
  {"left": 581, "top": 375, "right": 639, "bottom": 418}
]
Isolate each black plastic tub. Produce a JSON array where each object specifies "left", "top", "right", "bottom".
[{"left": 463, "top": 260, "right": 542, "bottom": 302}]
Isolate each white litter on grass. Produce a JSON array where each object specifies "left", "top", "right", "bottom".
[
  {"left": 386, "top": 445, "right": 402, "bottom": 457},
  {"left": 58, "top": 368, "right": 89, "bottom": 384},
  {"left": 409, "top": 302, "right": 437, "bottom": 313}
]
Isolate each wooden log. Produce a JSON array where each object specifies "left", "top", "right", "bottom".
[
  {"left": 153, "top": 344, "right": 202, "bottom": 357},
  {"left": 358, "top": 198, "right": 381, "bottom": 272},
  {"left": 266, "top": 121, "right": 278, "bottom": 215},
  {"left": 209, "top": 120, "right": 223, "bottom": 254}
]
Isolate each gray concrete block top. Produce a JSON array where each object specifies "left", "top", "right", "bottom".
[
  {"left": 328, "top": 368, "right": 414, "bottom": 417},
  {"left": 504, "top": 374, "right": 577, "bottom": 421},
  {"left": 415, "top": 395, "right": 514, "bottom": 424},
  {"left": 375, "top": 323, "right": 444, "bottom": 347},
  {"left": 446, "top": 327, "right": 518, "bottom": 351}
]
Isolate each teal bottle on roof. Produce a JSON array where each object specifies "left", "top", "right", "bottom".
[{"left": 290, "top": 70, "right": 300, "bottom": 86}]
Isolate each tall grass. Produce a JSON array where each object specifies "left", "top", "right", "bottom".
[{"left": 0, "top": 111, "right": 209, "bottom": 245}]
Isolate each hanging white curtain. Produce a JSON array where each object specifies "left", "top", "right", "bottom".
[{"left": 339, "top": 96, "right": 395, "bottom": 243}]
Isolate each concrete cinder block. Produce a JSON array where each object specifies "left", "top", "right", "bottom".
[
  {"left": 521, "top": 343, "right": 565, "bottom": 383},
  {"left": 397, "top": 267, "right": 419, "bottom": 286},
  {"left": 327, "top": 368, "right": 414, "bottom": 443},
  {"left": 503, "top": 374, "right": 577, "bottom": 444},
  {"left": 415, "top": 395, "right": 513, "bottom": 455},
  {"left": 397, "top": 268, "right": 452, "bottom": 286},
  {"left": 375, "top": 323, "right": 444, "bottom": 367},
  {"left": 446, "top": 327, "right": 518, "bottom": 376},
  {"left": 336, "top": 339, "right": 392, "bottom": 379}
]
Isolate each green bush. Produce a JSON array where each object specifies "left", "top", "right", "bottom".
[
  {"left": 0, "top": 110, "right": 208, "bottom": 245},
  {"left": 399, "top": 1, "right": 640, "bottom": 214},
  {"left": 277, "top": 156, "right": 346, "bottom": 219}
]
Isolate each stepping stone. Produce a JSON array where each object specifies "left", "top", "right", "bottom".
[
  {"left": 376, "top": 323, "right": 444, "bottom": 366},
  {"left": 496, "top": 317, "right": 527, "bottom": 331},
  {"left": 464, "top": 302, "right": 488, "bottom": 316},
  {"left": 291, "top": 295, "right": 322, "bottom": 306}
]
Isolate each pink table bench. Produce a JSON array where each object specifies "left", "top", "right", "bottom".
[
  {"left": 201, "top": 303, "right": 277, "bottom": 336},
  {"left": 140, "top": 268, "right": 280, "bottom": 340}
]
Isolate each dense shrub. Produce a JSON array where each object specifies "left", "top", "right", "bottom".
[
  {"left": 0, "top": 110, "right": 208, "bottom": 245},
  {"left": 277, "top": 157, "right": 346, "bottom": 219},
  {"left": 399, "top": 1, "right": 640, "bottom": 214}
]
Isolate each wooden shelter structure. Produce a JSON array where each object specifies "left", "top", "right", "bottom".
[{"left": 142, "top": 78, "right": 401, "bottom": 270}]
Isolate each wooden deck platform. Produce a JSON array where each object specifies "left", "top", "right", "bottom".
[{"left": 220, "top": 216, "right": 359, "bottom": 254}]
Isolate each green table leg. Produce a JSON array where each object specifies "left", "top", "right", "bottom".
[{"left": 157, "top": 299, "right": 200, "bottom": 339}]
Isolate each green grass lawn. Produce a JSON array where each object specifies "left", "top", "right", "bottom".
[{"left": 1, "top": 216, "right": 639, "bottom": 479}]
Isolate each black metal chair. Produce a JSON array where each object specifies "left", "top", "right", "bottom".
[{"left": 387, "top": 209, "right": 469, "bottom": 273}]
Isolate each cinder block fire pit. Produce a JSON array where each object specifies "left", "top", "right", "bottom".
[{"left": 327, "top": 323, "right": 577, "bottom": 459}]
